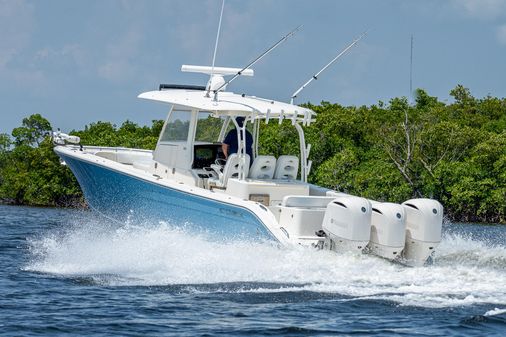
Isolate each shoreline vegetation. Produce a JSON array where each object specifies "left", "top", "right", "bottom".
[{"left": 0, "top": 86, "right": 504, "bottom": 224}]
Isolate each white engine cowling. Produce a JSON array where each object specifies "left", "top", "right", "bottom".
[
  {"left": 401, "top": 198, "right": 443, "bottom": 266},
  {"left": 368, "top": 202, "right": 406, "bottom": 261},
  {"left": 322, "top": 196, "right": 372, "bottom": 252}
]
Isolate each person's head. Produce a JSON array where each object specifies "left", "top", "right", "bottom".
[{"left": 235, "top": 117, "right": 245, "bottom": 127}]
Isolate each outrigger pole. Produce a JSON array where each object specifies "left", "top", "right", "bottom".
[
  {"left": 213, "top": 25, "right": 302, "bottom": 101},
  {"left": 290, "top": 30, "right": 368, "bottom": 104}
]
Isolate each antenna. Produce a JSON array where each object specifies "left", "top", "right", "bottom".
[
  {"left": 206, "top": 0, "right": 226, "bottom": 97},
  {"left": 206, "top": 0, "right": 225, "bottom": 97},
  {"left": 410, "top": 34, "right": 414, "bottom": 100},
  {"left": 290, "top": 30, "right": 368, "bottom": 104},
  {"left": 213, "top": 25, "right": 302, "bottom": 100}
]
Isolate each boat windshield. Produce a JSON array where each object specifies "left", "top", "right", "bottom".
[
  {"left": 195, "top": 111, "right": 224, "bottom": 143},
  {"left": 160, "top": 109, "right": 191, "bottom": 142}
]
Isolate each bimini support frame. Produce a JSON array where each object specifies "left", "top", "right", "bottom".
[
  {"left": 295, "top": 123, "right": 312, "bottom": 182},
  {"left": 252, "top": 118, "right": 260, "bottom": 159},
  {"left": 231, "top": 116, "right": 253, "bottom": 181}
]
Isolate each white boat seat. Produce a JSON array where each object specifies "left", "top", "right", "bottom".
[
  {"left": 282, "top": 195, "right": 336, "bottom": 208},
  {"left": 208, "top": 153, "right": 250, "bottom": 188},
  {"left": 274, "top": 155, "right": 299, "bottom": 180},
  {"left": 248, "top": 155, "right": 276, "bottom": 179},
  {"left": 132, "top": 161, "right": 151, "bottom": 171}
]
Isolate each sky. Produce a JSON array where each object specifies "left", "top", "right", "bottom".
[{"left": 1, "top": 0, "right": 506, "bottom": 134}]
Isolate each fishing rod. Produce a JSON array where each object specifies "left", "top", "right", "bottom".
[
  {"left": 213, "top": 24, "right": 303, "bottom": 100},
  {"left": 290, "top": 30, "right": 368, "bottom": 104}
]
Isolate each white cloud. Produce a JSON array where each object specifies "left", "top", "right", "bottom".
[
  {"left": 34, "top": 44, "right": 87, "bottom": 67},
  {"left": 497, "top": 24, "right": 506, "bottom": 44},
  {"left": 452, "top": 0, "right": 506, "bottom": 20}
]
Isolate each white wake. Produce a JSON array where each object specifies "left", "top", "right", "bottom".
[{"left": 26, "top": 218, "right": 506, "bottom": 309}]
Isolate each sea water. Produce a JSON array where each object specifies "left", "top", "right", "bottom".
[{"left": 0, "top": 205, "right": 505, "bottom": 336}]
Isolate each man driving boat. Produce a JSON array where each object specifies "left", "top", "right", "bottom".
[{"left": 221, "top": 117, "right": 253, "bottom": 160}]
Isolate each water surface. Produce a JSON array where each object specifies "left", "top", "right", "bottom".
[{"left": 1, "top": 205, "right": 505, "bottom": 336}]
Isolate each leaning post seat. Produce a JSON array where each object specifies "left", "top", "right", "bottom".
[
  {"left": 248, "top": 155, "right": 277, "bottom": 179},
  {"left": 208, "top": 153, "right": 250, "bottom": 188},
  {"left": 274, "top": 155, "right": 299, "bottom": 180}
]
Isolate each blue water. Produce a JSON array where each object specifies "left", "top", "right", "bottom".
[{"left": 1, "top": 205, "right": 506, "bottom": 336}]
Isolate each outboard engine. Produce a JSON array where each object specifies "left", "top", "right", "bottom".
[
  {"left": 367, "top": 202, "right": 406, "bottom": 261},
  {"left": 322, "top": 196, "right": 372, "bottom": 252},
  {"left": 401, "top": 198, "right": 443, "bottom": 266}
]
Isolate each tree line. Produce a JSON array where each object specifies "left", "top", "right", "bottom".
[{"left": 0, "top": 85, "right": 504, "bottom": 223}]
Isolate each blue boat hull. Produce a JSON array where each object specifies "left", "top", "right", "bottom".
[{"left": 59, "top": 153, "right": 277, "bottom": 242}]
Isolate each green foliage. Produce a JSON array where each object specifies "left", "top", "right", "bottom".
[
  {"left": 313, "top": 146, "right": 359, "bottom": 192},
  {"left": 0, "top": 139, "right": 82, "bottom": 206},
  {"left": 1, "top": 85, "right": 504, "bottom": 223},
  {"left": 72, "top": 120, "right": 162, "bottom": 149},
  {"left": 0, "top": 133, "right": 11, "bottom": 153},
  {"left": 195, "top": 115, "right": 223, "bottom": 142},
  {"left": 11, "top": 114, "right": 52, "bottom": 146},
  {"left": 0, "top": 116, "right": 162, "bottom": 207},
  {"left": 0, "top": 134, "right": 11, "bottom": 183},
  {"left": 450, "top": 84, "right": 475, "bottom": 106},
  {"left": 415, "top": 88, "right": 441, "bottom": 110},
  {"left": 259, "top": 120, "right": 299, "bottom": 157},
  {"left": 260, "top": 86, "right": 505, "bottom": 223},
  {"left": 0, "top": 116, "right": 81, "bottom": 206}
]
